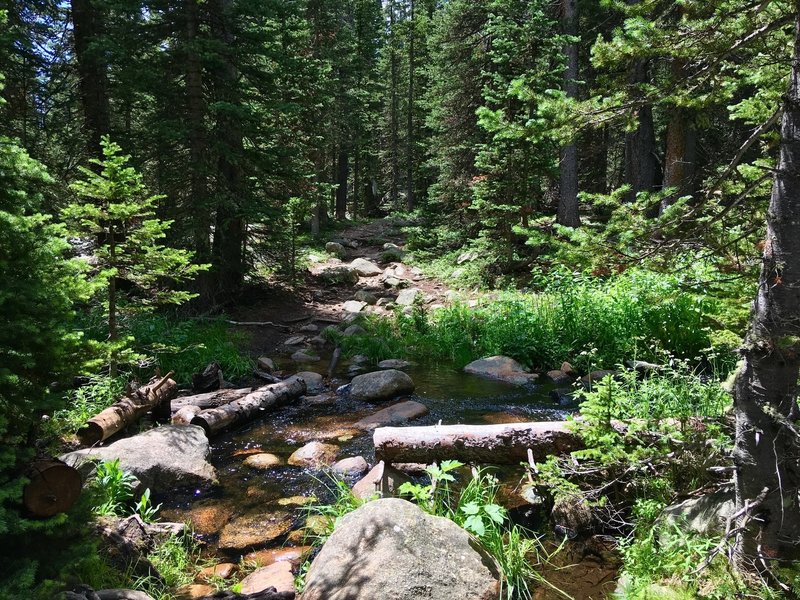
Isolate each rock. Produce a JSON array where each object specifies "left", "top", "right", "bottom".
[
  {"left": 60, "top": 425, "right": 216, "bottom": 495},
  {"left": 580, "top": 370, "right": 617, "bottom": 388},
  {"left": 296, "top": 371, "right": 324, "bottom": 393},
  {"left": 451, "top": 268, "right": 465, "bottom": 279},
  {"left": 343, "top": 300, "right": 367, "bottom": 313},
  {"left": 463, "top": 356, "right": 539, "bottom": 386},
  {"left": 196, "top": 562, "right": 238, "bottom": 583},
  {"left": 383, "top": 242, "right": 402, "bottom": 251},
  {"left": 456, "top": 250, "right": 479, "bottom": 264},
  {"left": 377, "top": 359, "right": 413, "bottom": 370},
  {"left": 350, "top": 258, "right": 383, "bottom": 277},
  {"left": 298, "top": 323, "right": 318, "bottom": 333},
  {"left": 284, "top": 335, "right": 306, "bottom": 346},
  {"left": 218, "top": 511, "right": 293, "bottom": 551},
  {"left": 395, "top": 287, "right": 421, "bottom": 306},
  {"left": 354, "top": 290, "right": 378, "bottom": 305},
  {"left": 351, "top": 461, "right": 412, "bottom": 500},
  {"left": 277, "top": 496, "right": 315, "bottom": 508},
  {"left": 547, "top": 369, "right": 573, "bottom": 384},
  {"left": 90, "top": 590, "right": 155, "bottom": 600},
  {"left": 348, "top": 369, "right": 415, "bottom": 401},
  {"left": 401, "top": 306, "right": 413, "bottom": 315},
  {"left": 304, "top": 515, "right": 331, "bottom": 536},
  {"left": 175, "top": 584, "right": 215, "bottom": 600},
  {"left": 384, "top": 277, "right": 407, "bottom": 289},
  {"left": 341, "top": 312, "right": 363, "bottom": 326},
  {"left": 317, "top": 265, "right": 359, "bottom": 285},
  {"left": 549, "top": 388, "right": 577, "bottom": 406},
  {"left": 325, "top": 241, "right": 347, "bottom": 258},
  {"left": 183, "top": 502, "right": 232, "bottom": 536},
  {"left": 257, "top": 356, "right": 276, "bottom": 372},
  {"left": 309, "top": 335, "right": 328, "bottom": 348},
  {"left": 350, "top": 354, "right": 369, "bottom": 364},
  {"left": 287, "top": 441, "right": 338, "bottom": 468},
  {"left": 626, "top": 359, "right": 661, "bottom": 374},
  {"left": 291, "top": 350, "right": 320, "bottom": 363},
  {"left": 560, "top": 361, "right": 577, "bottom": 376},
  {"left": 239, "top": 561, "right": 296, "bottom": 595},
  {"left": 661, "top": 488, "right": 735, "bottom": 537},
  {"left": 342, "top": 324, "right": 365, "bottom": 337},
  {"left": 375, "top": 297, "right": 394, "bottom": 307},
  {"left": 303, "top": 393, "right": 337, "bottom": 407},
  {"left": 353, "top": 400, "right": 429, "bottom": 430},
  {"left": 244, "top": 546, "right": 312, "bottom": 568},
  {"left": 331, "top": 456, "right": 369, "bottom": 478},
  {"left": 243, "top": 453, "right": 282, "bottom": 470},
  {"left": 301, "top": 498, "right": 501, "bottom": 600},
  {"left": 552, "top": 493, "right": 594, "bottom": 539}
]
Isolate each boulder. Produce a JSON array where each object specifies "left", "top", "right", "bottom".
[
  {"left": 343, "top": 300, "right": 367, "bottom": 313},
  {"left": 377, "top": 359, "right": 413, "bottom": 370},
  {"left": 342, "top": 324, "right": 366, "bottom": 336},
  {"left": 317, "top": 265, "right": 359, "bottom": 285},
  {"left": 395, "top": 288, "right": 421, "bottom": 306},
  {"left": 325, "top": 241, "right": 347, "bottom": 258},
  {"left": 60, "top": 425, "right": 216, "bottom": 494},
  {"left": 240, "top": 561, "right": 296, "bottom": 595},
  {"left": 456, "top": 250, "right": 479, "bottom": 264},
  {"left": 182, "top": 501, "right": 232, "bottom": 536},
  {"left": 196, "top": 563, "right": 238, "bottom": 583},
  {"left": 351, "top": 461, "right": 412, "bottom": 500},
  {"left": 291, "top": 350, "right": 320, "bottom": 363},
  {"left": 661, "top": 488, "right": 735, "bottom": 537},
  {"left": 552, "top": 493, "right": 594, "bottom": 539},
  {"left": 287, "top": 441, "right": 338, "bottom": 468},
  {"left": 218, "top": 511, "right": 293, "bottom": 552},
  {"left": 348, "top": 369, "right": 415, "bottom": 402},
  {"left": 384, "top": 277, "right": 407, "bottom": 289},
  {"left": 354, "top": 290, "right": 378, "bottom": 305},
  {"left": 560, "top": 361, "right": 577, "bottom": 376},
  {"left": 331, "top": 456, "right": 369, "bottom": 478},
  {"left": 350, "top": 258, "right": 383, "bottom": 277},
  {"left": 301, "top": 498, "right": 501, "bottom": 600},
  {"left": 463, "top": 356, "right": 538, "bottom": 386},
  {"left": 547, "top": 369, "right": 573, "bottom": 384},
  {"left": 298, "top": 323, "right": 318, "bottom": 333},
  {"left": 243, "top": 453, "right": 282, "bottom": 470},
  {"left": 257, "top": 357, "right": 276, "bottom": 372},
  {"left": 245, "top": 546, "right": 312, "bottom": 568},
  {"left": 375, "top": 297, "right": 394, "bottom": 307},
  {"left": 296, "top": 371, "right": 325, "bottom": 394},
  {"left": 284, "top": 335, "right": 306, "bottom": 346},
  {"left": 353, "top": 400, "right": 429, "bottom": 431}
]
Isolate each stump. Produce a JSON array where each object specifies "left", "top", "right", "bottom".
[{"left": 23, "top": 458, "right": 82, "bottom": 517}]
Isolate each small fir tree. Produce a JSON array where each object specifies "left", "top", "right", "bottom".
[{"left": 64, "top": 137, "right": 207, "bottom": 372}]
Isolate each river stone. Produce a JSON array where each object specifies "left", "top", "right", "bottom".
[
  {"left": 350, "top": 258, "right": 383, "bottom": 277},
  {"left": 354, "top": 290, "right": 378, "bottom": 305},
  {"left": 325, "top": 241, "right": 347, "bottom": 257},
  {"left": 245, "top": 545, "right": 312, "bottom": 568},
  {"left": 175, "top": 584, "right": 215, "bottom": 600},
  {"left": 343, "top": 300, "right": 367, "bottom": 313},
  {"left": 240, "top": 561, "right": 296, "bottom": 595},
  {"left": 291, "top": 349, "right": 320, "bottom": 363},
  {"left": 89, "top": 590, "right": 156, "bottom": 600},
  {"left": 243, "top": 453, "right": 282, "bottom": 470},
  {"left": 395, "top": 287, "right": 421, "bottom": 306},
  {"left": 182, "top": 501, "right": 232, "bottom": 536},
  {"left": 547, "top": 369, "right": 573, "bottom": 384},
  {"left": 196, "top": 562, "right": 238, "bottom": 582},
  {"left": 299, "top": 323, "right": 318, "bottom": 333},
  {"left": 218, "top": 511, "right": 293, "bottom": 551},
  {"left": 296, "top": 371, "right": 324, "bottom": 393},
  {"left": 277, "top": 495, "right": 316, "bottom": 507},
  {"left": 353, "top": 400, "right": 429, "bottom": 431},
  {"left": 284, "top": 335, "right": 305, "bottom": 346},
  {"left": 287, "top": 441, "right": 338, "bottom": 468},
  {"left": 375, "top": 297, "right": 394, "bottom": 307},
  {"left": 303, "top": 393, "right": 337, "bottom": 407},
  {"left": 377, "top": 359, "right": 413, "bottom": 370},
  {"left": 463, "top": 356, "right": 538, "bottom": 386},
  {"left": 348, "top": 369, "right": 415, "bottom": 401},
  {"left": 60, "top": 425, "right": 216, "bottom": 494},
  {"left": 351, "top": 461, "right": 412, "bottom": 500},
  {"left": 257, "top": 356, "right": 276, "bottom": 372},
  {"left": 302, "top": 498, "right": 501, "bottom": 600},
  {"left": 332, "top": 456, "right": 369, "bottom": 478}
]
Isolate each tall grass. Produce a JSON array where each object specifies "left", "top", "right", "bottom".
[{"left": 340, "top": 270, "right": 731, "bottom": 372}]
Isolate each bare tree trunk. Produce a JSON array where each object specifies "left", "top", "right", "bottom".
[
  {"left": 389, "top": 0, "right": 400, "bottom": 209},
  {"left": 623, "top": 58, "right": 658, "bottom": 202},
  {"left": 556, "top": 0, "right": 580, "bottom": 227},
  {"left": 734, "top": 4, "right": 800, "bottom": 569},
  {"left": 406, "top": 0, "right": 415, "bottom": 212},
  {"left": 71, "top": 0, "right": 111, "bottom": 158},
  {"left": 336, "top": 148, "right": 348, "bottom": 220},
  {"left": 660, "top": 55, "right": 696, "bottom": 213}
]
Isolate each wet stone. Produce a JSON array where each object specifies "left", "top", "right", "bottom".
[{"left": 218, "top": 511, "right": 293, "bottom": 552}]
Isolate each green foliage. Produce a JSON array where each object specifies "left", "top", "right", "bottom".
[
  {"left": 147, "top": 531, "right": 205, "bottom": 591},
  {"left": 90, "top": 459, "right": 136, "bottom": 517},
  {"left": 133, "top": 488, "right": 161, "bottom": 524},
  {"left": 42, "top": 375, "right": 125, "bottom": 443}
]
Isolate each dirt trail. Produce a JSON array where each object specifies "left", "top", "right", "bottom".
[{"left": 229, "top": 217, "right": 455, "bottom": 361}]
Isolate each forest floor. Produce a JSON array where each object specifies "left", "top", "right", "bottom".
[{"left": 229, "top": 216, "right": 458, "bottom": 361}]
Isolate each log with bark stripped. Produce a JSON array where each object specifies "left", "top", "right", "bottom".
[
  {"left": 190, "top": 376, "right": 306, "bottom": 436},
  {"left": 373, "top": 421, "right": 584, "bottom": 465},
  {"left": 77, "top": 373, "right": 177, "bottom": 446},
  {"left": 170, "top": 388, "right": 251, "bottom": 412}
]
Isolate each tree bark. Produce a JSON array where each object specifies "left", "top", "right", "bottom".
[
  {"left": 190, "top": 376, "right": 306, "bottom": 435},
  {"left": 406, "top": 0, "right": 415, "bottom": 212},
  {"left": 71, "top": 0, "right": 111, "bottom": 158},
  {"left": 23, "top": 459, "right": 82, "bottom": 518},
  {"left": 374, "top": 422, "right": 583, "bottom": 465},
  {"left": 336, "top": 148, "right": 348, "bottom": 219},
  {"left": 171, "top": 387, "right": 251, "bottom": 412},
  {"left": 389, "top": 0, "right": 400, "bottom": 208},
  {"left": 556, "top": 0, "right": 580, "bottom": 227},
  {"left": 660, "top": 55, "right": 697, "bottom": 213},
  {"left": 623, "top": 52, "right": 658, "bottom": 203},
  {"left": 734, "top": 4, "right": 800, "bottom": 568}
]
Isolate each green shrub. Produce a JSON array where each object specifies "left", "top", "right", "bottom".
[
  {"left": 42, "top": 375, "right": 125, "bottom": 443},
  {"left": 90, "top": 459, "right": 137, "bottom": 517}
]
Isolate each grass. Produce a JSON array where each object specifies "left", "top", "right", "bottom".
[
  {"left": 42, "top": 375, "right": 125, "bottom": 443},
  {"left": 336, "top": 269, "right": 733, "bottom": 373}
]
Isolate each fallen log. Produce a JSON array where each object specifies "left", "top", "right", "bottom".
[
  {"left": 190, "top": 376, "right": 306, "bottom": 436},
  {"left": 171, "top": 388, "right": 251, "bottom": 412},
  {"left": 23, "top": 458, "right": 82, "bottom": 517},
  {"left": 78, "top": 373, "right": 177, "bottom": 446},
  {"left": 373, "top": 421, "right": 583, "bottom": 465}
]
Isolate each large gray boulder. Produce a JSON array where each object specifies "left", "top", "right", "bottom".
[
  {"left": 463, "top": 355, "right": 538, "bottom": 386},
  {"left": 350, "top": 258, "right": 383, "bottom": 277},
  {"left": 353, "top": 400, "right": 429, "bottom": 430},
  {"left": 661, "top": 487, "right": 736, "bottom": 537},
  {"left": 301, "top": 498, "right": 501, "bottom": 600},
  {"left": 348, "top": 369, "right": 414, "bottom": 401},
  {"left": 61, "top": 425, "right": 216, "bottom": 494}
]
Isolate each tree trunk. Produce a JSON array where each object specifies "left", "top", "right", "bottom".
[
  {"left": 374, "top": 422, "right": 583, "bottom": 465},
  {"left": 336, "top": 148, "right": 348, "bottom": 219},
  {"left": 71, "top": 0, "right": 111, "bottom": 158},
  {"left": 734, "top": 4, "right": 800, "bottom": 569},
  {"left": 623, "top": 53, "right": 658, "bottom": 203},
  {"left": 23, "top": 459, "right": 82, "bottom": 518},
  {"left": 190, "top": 376, "right": 306, "bottom": 435},
  {"left": 556, "top": 0, "right": 580, "bottom": 227},
  {"left": 171, "top": 387, "right": 251, "bottom": 412},
  {"left": 406, "top": 0, "right": 415, "bottom": 212},
  {"left": 660, "top": 56, "right": 696, "bottom": 213},
  {"left": 389, "top": 0, "right": 400, "bottom": 208}
]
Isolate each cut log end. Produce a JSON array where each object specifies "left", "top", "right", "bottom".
[
  {"left": 23, "top": 459, "right": 82, "bottom": 518},
  {"left": 77, "top": 422, "right": 104, "bottom": 447}
]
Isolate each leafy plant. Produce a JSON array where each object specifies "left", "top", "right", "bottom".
[
  {"left": 133, "top": 489, "right": 161, "bottom": 523},
  {"left": 91, "top": 459, "right": 136, "bottom": 517},
  {"left": 42, "top": 376, "right": 125, "bottom": 443}
]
